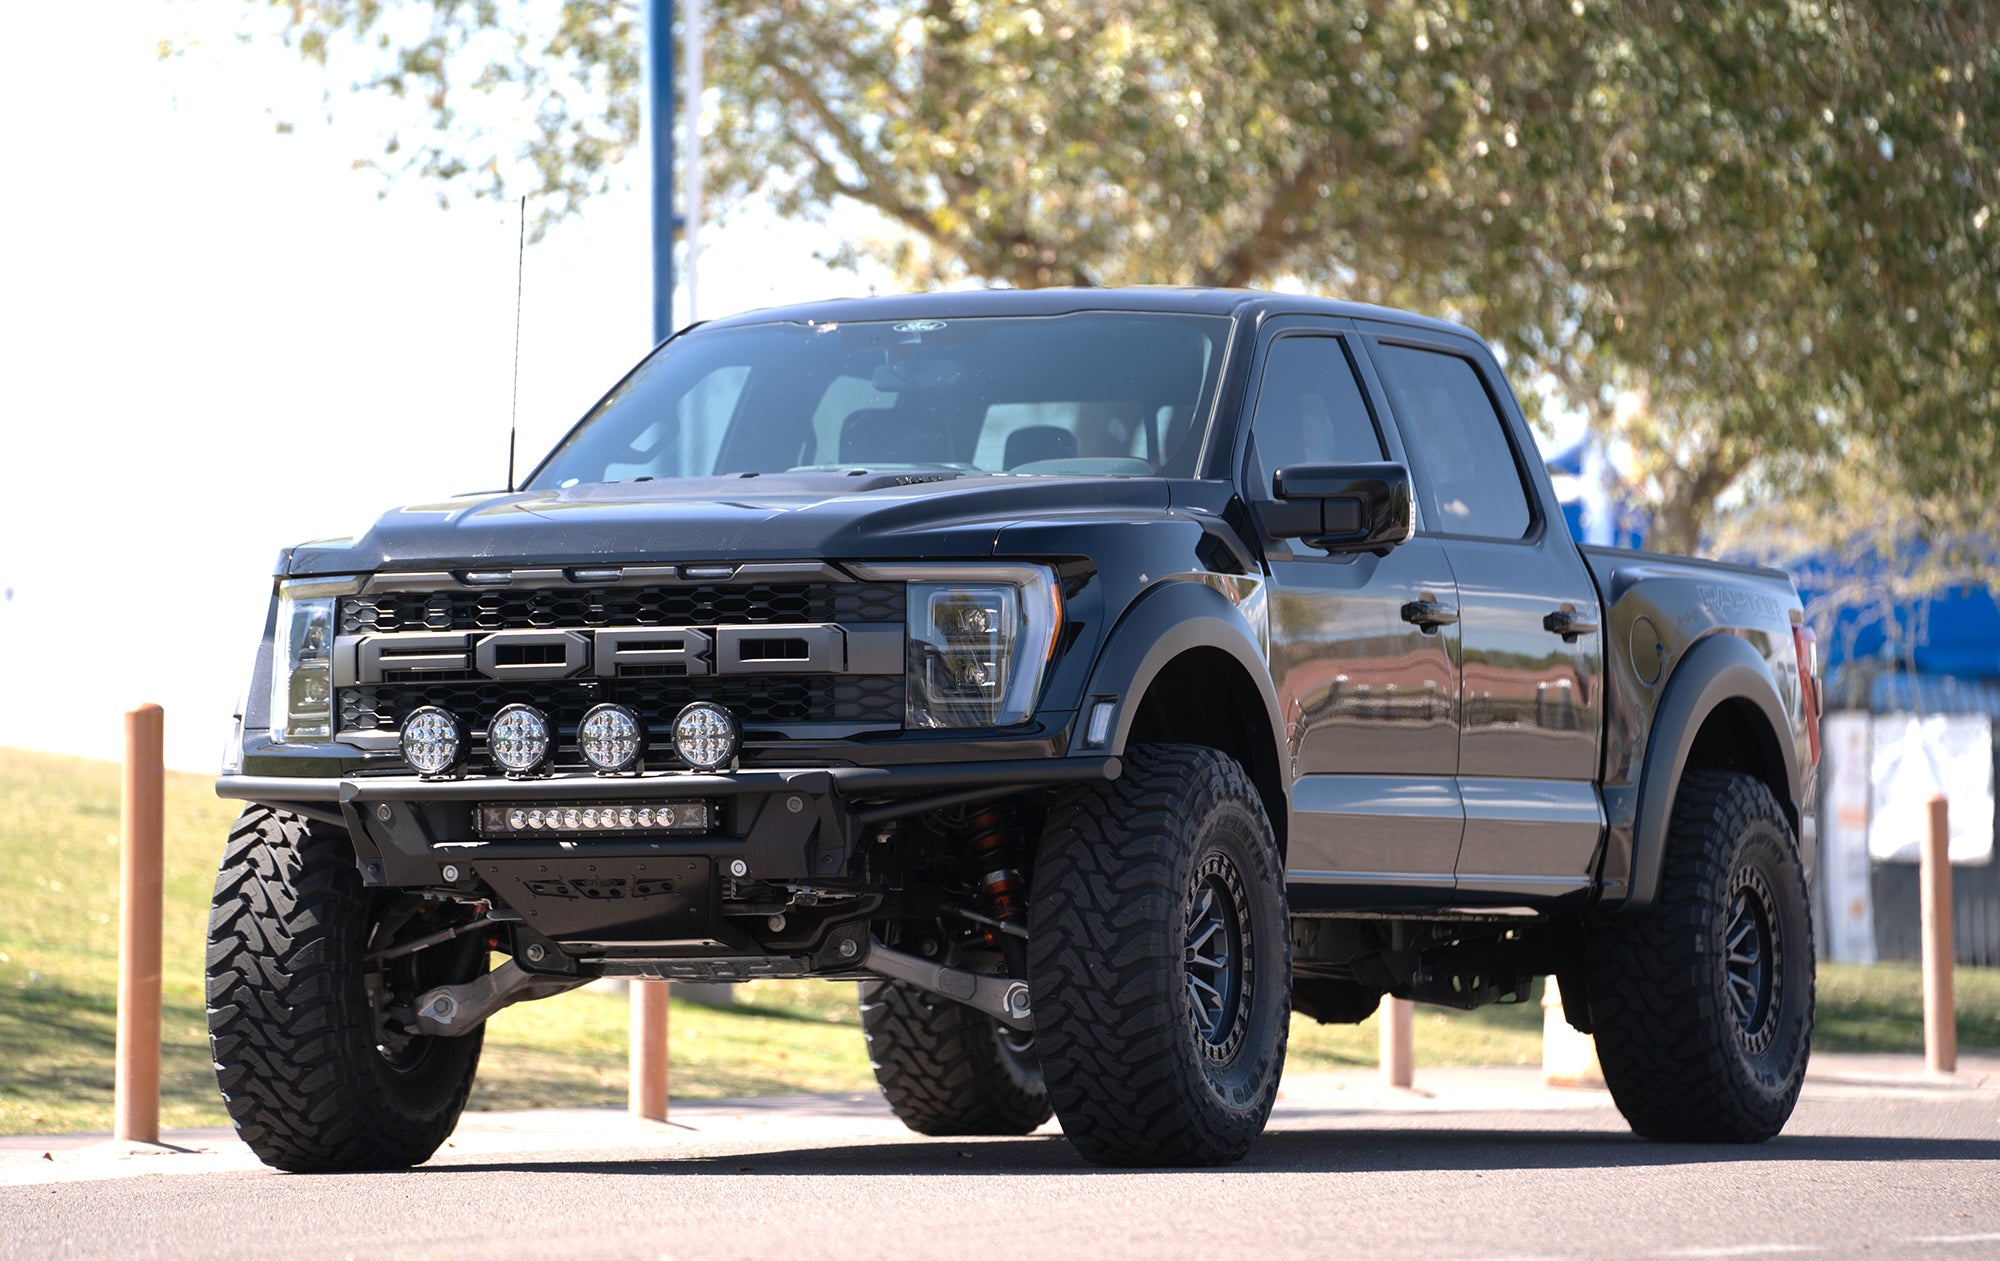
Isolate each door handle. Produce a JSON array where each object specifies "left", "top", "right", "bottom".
[
  {"left": 1401, "top": 597, "right": 1459, "bottom": 634},
  {"left": 1543, "top": 607, "right": 1599, "bottom": 642}
]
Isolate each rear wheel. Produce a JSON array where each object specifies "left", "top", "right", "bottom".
[
  {"left": 207, "top": 807, "right": 487, "bottom": 1172},
  {"left": 1028, "top": 744, "right": 1291, "bottom": 1167},
  {"left": 1586, "top": 770, "right": 1815, "bottom": 1142},
  {"left": 861, "top": 979, "right": 1051, "bottom": 1135}
]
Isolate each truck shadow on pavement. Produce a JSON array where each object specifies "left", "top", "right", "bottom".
[{"left": 416, "top": 1126, "right": 2000, "bottom": 1179}]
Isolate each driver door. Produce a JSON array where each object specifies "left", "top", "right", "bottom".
[{"left": 1244, "top": 320, "right": 1465, "bottom": 910}]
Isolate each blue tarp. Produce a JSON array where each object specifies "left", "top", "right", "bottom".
[{"left": 1800, "top": 575, "right": 2000, "bottom": 682}]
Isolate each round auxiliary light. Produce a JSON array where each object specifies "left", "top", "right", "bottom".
[
  {"left": 399, "top": 707, "right": 465, "bottom": 778},
  {"left": 672, "top": 701, "right": 740, "bottom": 772},
  {"left": 487, "top": 703, "right": 553, "bottom": 776},
  {"left": 578, "top": 703, "right": 646, "bottom": 774}
]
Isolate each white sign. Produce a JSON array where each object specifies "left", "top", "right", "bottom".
[
  {"left": 1867, "top": 713, "right": 1995, "bottom": 865},
  {"left": 1820, "top": 713, "right": 1877, "bottom": 964}
]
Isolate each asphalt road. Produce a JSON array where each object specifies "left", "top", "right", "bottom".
[{"left": 3, "top": 1057, "right": 1996, "bottom": 1260}]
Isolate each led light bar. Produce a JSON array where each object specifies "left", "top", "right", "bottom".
[{"left": 474, "top": 801, "right": 712, "bottom": 837}]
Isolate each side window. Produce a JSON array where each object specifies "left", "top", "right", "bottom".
[
  {"left": 1373, "top": 343, "right": 1532, "bottom": 540},
  {"left": 1247, "top": 335, "right": 1385, "bottom": 492}
]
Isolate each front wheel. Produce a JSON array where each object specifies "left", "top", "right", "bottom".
[
  {"left": 207, "top": 807, "right": 488, "bottom": 1172},
  {"left": 1028, "top": 744, "right": 1291, "bottom": 1167},
  {"left": 1585, "top": 770, "right": 1815, "bottom": 1142},
  {"left": 861, "top": 979, "right": 1052, "bottom": 1135}
]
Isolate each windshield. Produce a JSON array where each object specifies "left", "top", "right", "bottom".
[{"left": 527, "top": 312, "right": 1233, "bottom": 488}]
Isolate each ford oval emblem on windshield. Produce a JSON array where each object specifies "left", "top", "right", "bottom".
[{"left": 893, "top": 320, "right": 946, "bottom": 332}]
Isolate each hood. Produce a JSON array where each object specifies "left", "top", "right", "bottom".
[{"left": 283, "top": 472, "right": 1175, "bottom": 575}]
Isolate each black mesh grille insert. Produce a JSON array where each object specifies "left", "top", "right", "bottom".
[
  {"left": 340, "top": 583, "right": 902, "bottom": 634},
  {"left": 340, "top": 675, "right": 905, "bottom": 739}
]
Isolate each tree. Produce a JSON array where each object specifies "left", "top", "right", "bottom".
[{"left": 232, "top": 0, "right": 1999, "bottom": 564}]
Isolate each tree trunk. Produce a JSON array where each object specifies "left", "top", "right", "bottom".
[
  {"left": 1645, "top": 491, "right": 1709, "bottom": 558},
  {"left": 1644, "top": 440, "right": 1753, "bottom": 558}
]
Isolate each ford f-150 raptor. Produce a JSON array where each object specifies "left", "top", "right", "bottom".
[{"left": 211, "top": 287, "right": 1823, "bottom": 1171}]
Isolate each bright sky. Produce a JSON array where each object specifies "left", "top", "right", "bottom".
[{"left": 0, "top": 0, "right": 891, "bottom": 770}]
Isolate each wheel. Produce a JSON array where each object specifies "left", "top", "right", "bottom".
[
  {"left": 1027, "top": 744, "right": 1291, "bottom": 1166},
  {"left": 206, "top": 807, "right": 488, "bottom": 1172},
  {"left": 1585, "top": 770, "right": 1815, "bottom": 1142},
  {"left": 860, "top": 979, "right": 1052, "bottom": 1135}
]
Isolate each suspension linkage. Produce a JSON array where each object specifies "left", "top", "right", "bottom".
[
  {"left": 864, "top": 937, "right": 1033, "bottom": 1031},
  {"left": 952, "top": 905, "right": 1029, "bottom": 941},
  {"left": 366, "top": 914, "right": 494, "bottom": 965}
]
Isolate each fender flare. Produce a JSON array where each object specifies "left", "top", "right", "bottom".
[
  {"left": 1625, "top": 631, "right": 1801, "bottom": 912},
  {"left": 1079, "top": 578, "right": 1284, "bottom": 766}
]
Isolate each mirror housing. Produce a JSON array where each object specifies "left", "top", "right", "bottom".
[{"left": 1265, "top": 462, "right": 1415, "bottom": 555}]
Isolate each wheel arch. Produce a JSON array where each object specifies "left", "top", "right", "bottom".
[
  {"left": 1625, "top": 632, "right": 1801, "bottom": 913},
  {"left": 1081, "top": 581, "right": 1288, "bottom": 858}
]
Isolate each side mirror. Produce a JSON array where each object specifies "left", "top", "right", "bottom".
[{"left": 1265, "top": 462, "right": 1415, "bottom": 555}]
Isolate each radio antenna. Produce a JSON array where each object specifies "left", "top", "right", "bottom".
[{"left": 506, "top": 194, "right": 527, "bottom": 492}]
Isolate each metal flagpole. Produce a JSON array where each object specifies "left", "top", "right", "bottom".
[
  {"left": 684, "top": 0, "right": 705, "bottom": 323},
  {"left": 631, "top": 0, "right": 678, "bottom": 1122},
  {"left": 648, "top": 0, "right": 678, "bottom": 344}
]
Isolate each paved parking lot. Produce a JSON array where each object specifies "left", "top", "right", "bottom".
[{"left": 3, "top": 1054, "right": 1995, "bottom": 1260}]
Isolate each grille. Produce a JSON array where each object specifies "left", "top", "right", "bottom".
[
  {"left": 337, "top": 578, "right": 907, "bottom": 753},
  {"left": 340, "top": 583, "right": 902, "bottom": 634},
  {"left": 340, "top": 675, "right": 905, "bottom": 741}
]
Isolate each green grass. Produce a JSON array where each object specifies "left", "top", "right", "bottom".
[{"left": 3, "top": 744, "right": 1994, "bottom": 1135}]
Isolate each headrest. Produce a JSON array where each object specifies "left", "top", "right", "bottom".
[
  {"left": 840, "top": 406, "right": 956, "bottom": 465},
  {"left": 1003, "top": 425, "right": 1079, "bottom": 469}
]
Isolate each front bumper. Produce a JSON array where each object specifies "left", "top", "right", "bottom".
[
  {"left": 215, "top": 757, "right": 1118, "bottom": 807},
  {"left": 216, "top": 757, "right": 1119, "bottom": 953}
]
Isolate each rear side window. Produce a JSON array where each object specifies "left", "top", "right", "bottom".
[
  {"left": 1374, "top": 344, "right": 1532, "bottom": 540},
  {"left": 1247, "top": 335, "right": 1385, "bottom": 489}
]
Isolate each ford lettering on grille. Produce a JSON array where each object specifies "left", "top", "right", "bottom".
[{"left": 331, "top": 623, "right": 897, "bottom": 685}]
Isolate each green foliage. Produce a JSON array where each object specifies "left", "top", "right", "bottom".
[
  {"left": 237, "top": 1, "right": 1998, "bottom": 557},
  {"left": 242, "top": 0, "right": 644, "bottom": 234}
]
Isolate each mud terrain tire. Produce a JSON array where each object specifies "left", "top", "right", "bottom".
[
  {"left": 207, "top": 807, "right": 486, "bottom": 1172},
  {"left": 1586, "top": 770, "right": 1815, "bottom": 1142},
  {"left": 1028, "top": 744, "right": 1291, "bottom": 1167},
  {"left": 861, "top": 978, "right": 1052, "bottom": 1135}
]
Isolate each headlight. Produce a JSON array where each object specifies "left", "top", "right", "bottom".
[
  {"left": 899, "top": 565, "right": 1061, "bottom": 729},
  {"left": 270, "top": 581, "right": 346, "bottom": 743}
]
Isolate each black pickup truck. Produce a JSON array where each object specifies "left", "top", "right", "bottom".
[{"left": 212, "top": 287, "right": 1823, "bottom": 1171}]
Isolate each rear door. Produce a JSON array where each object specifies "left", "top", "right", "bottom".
[
  {"left": 1240, "top": 318, "right": 1464, "bottom": 909},
  {"left": 1357, "top": 326, "right": 1606, "bottom": 907}
]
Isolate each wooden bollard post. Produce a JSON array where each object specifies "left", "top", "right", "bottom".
[
  {"left": 629, "top": 979, "right": 670, "bottom": 1120},
  {"left": 116, "top": 704, "right": 165, "bottom": 1143},
  {"left": 1922, "top": 794, "right": 1956, "bottom": 1075},
  {"left": 1379, "top": 995, "right": 1414, "bottom": 1089}
]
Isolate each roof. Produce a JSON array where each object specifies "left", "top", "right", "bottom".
[{"left": 696, "top": 285, "right": 1477, "bottom": 341}]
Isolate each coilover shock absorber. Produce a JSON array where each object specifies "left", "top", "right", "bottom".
[{"left": 967, "top": 802, "right": 1028, "bottom": 974}]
